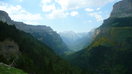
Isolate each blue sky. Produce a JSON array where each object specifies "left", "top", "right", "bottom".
[{"left": 0, "top": 0, "right": 121, "bottom": 32}]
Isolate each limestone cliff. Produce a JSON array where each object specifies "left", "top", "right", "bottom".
[{"left": 110, "top": 0, "right": 132, "bottom": 18}]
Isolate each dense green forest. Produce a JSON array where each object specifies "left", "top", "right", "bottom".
[{"left": 0, "top": 21, "right": 82, "bottom": 74}]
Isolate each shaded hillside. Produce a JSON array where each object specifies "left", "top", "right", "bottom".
[
  {"left": 0, "top": 10, "right": 70, "bottom": 55},
  {"left": 15, "top": 23, "right": 70, "bottom": 55},
  {"left": 101, "top": 17, "right": 132, "bottom": 28},
  {"left": 0, "top": 21, "right": 82, "bottom": 74},
  {"left": 67, "top": 0, "right": 132, "bottom": 74}
]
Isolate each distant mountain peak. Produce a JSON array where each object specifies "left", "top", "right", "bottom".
[{"left": 110, "top": 0, "right": 132, "bottom": 18}]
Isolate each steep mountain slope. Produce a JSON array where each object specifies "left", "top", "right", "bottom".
[
  {"left": 0, "top": 21, "right": 82, "bottom": 74},
  {"left": 59, "top": 31, "right": 94, "bottom": 51},
  {"left": 0, "top": 10, "right": 70, "bottom": 55},
  {"left": 15, "top": 23, "right": 69, "bottom": 55},
  {"left": 68, "top": 0, "right": 132, "bottom": 74}
]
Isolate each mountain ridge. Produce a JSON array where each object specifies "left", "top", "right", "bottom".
[{"left": 0, "top": 10, "right": 70, "bottom": 55}]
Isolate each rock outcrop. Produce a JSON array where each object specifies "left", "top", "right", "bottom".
[
  {"left": 0, "top": 10, "right": 14, "bottom": 25},
  {"left": 110, "top": 0, "right": 132, "bottom": 18}
]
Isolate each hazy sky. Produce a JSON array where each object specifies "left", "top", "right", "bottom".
[{"left": 0, "top": 0, "right": 121, "bottom": 32}]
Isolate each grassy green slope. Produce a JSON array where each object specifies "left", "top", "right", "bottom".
[{"left": 0, "top": 63, "right": 27, "bottom": 74}]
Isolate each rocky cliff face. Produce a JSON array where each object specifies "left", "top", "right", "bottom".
[
  {"left": 110, "top": 0, "right": 132, "bottom": 18},
  {"left": 0, "top": 10, "right": 14, "bottom": 25},
  {"left": 100, "top": 0, "right": 132, "bottom": 28}
]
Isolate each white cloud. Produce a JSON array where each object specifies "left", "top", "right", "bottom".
[
  {"left": 41, "top": 0, "right": 69, "bottom": 19},
  {"left": 0, "top": 2, "right": 42, "bottom": 24},
  {"left": 46, "top": 9, "right": 69, "bottom": 19},
  {"left": 54, "top": 0, "right": 79, "bottom": 10},
  {"left": 42, "top": 0, "right": 52, "bottom": 3},
  {"left": 41, "top": 0, "right": 56, "bottom": 12},
  {"left": 42, "top": 4, "right": 56, "bottom": 12},
  {"left": 41, "top": 0, "right": 114, "bottom": 19},
  {"left": 54, "top": 0, "right": 115, "bottom": 10},
  {"left": 70, "top": 11, "right": 79, "bottom": 16},
  {"left": 85, "top": 8, "right": 94, "bottom": 12},
  {"left": 96, "top": 8, "right": 101, "bottom": 11},
  {"left": 89, "top": 12, "right": 103, "bottom": 22},
  {"left": 85, "top": 7, "right": 103, "bottom": 22}
]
